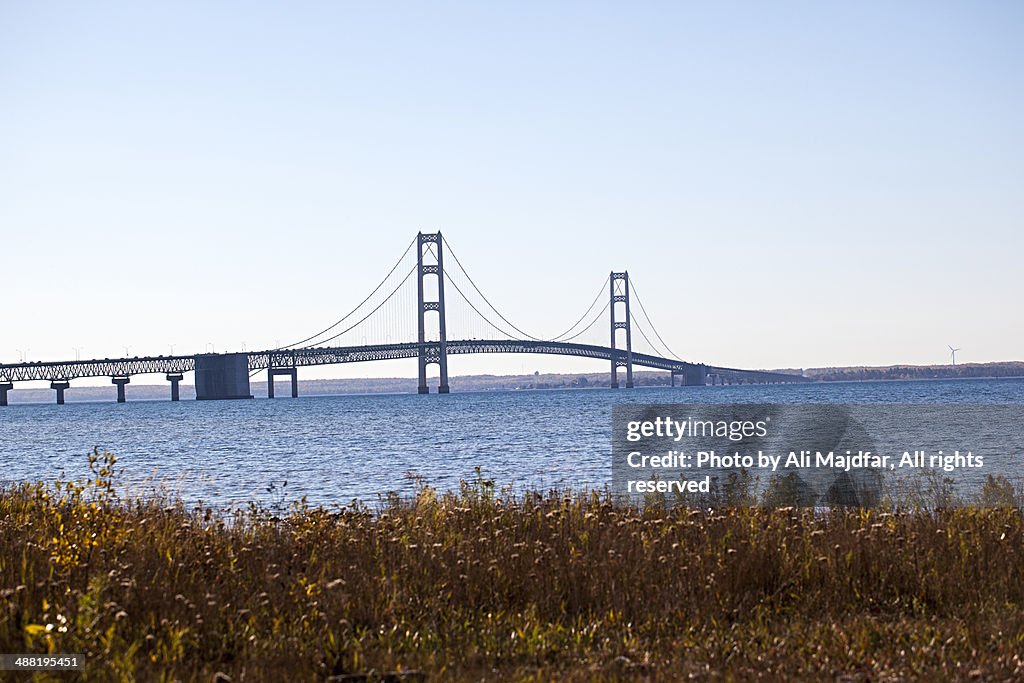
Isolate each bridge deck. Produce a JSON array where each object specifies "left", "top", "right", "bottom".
[{"left": 0, "top": 339, "right": 808, "bottom": 385}]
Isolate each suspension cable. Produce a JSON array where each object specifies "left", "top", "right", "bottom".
[
  {"left": 629, "top": 309, "right": 670, "bottom": 357},
  {"left": 276, "top": 235, "right": 417, "bottom": 350},
  {"left": 443, "top": 272, "right": 524, "bottom": 339},
  {"left": 444, "top": 261, "right": 610, "bottom": 345},
  {"left": 557, "top": 299, "right": 611, "bottom": 343},
  {"left": 440, "top": 235, "right": 546, "bottom": 341},
  {"left": 299, "top": 264, "right": 418, "bottom": 348},
  {"left": 442, "top": 235, "right": 615, "bottom": 343},
  {"left": 443, "top": 258, "right": 612, "bottom": 345},
  {"left": 628, "top": 276, "right": 685, "bottom": 361},
  {"left": 427, "top": 243, "right": 524, "bottom": 340},
  {"left": 549, "top": 275, "right": 610, "bottom": 341}
]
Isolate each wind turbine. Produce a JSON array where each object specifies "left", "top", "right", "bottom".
[{"left": 948, "top": 345, "right": 961, "bottom": 367}]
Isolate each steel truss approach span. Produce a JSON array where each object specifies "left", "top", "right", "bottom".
[
  {"left": 0, "top": 356, "right": 195, "bottom": 383},
  {"left": 0, "top": 340, "right": 806, "bottom": 385},
  {"left": 0, "top": 231, "right": 811, "bottom": 403}
]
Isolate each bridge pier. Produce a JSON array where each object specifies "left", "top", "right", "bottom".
[
  {"left": 669, "top": 366, "right": 708, "bottom": 386},
  {"left": 112, "top": 376, "right": 130, "bottom": 403},
  {"left": 683, "top": 365, "right": 707, "bottom": 386},
  {"left": 0, "top": 382, "right": 11, "bottom": 406},
  {"left": 268, "top": 367, "right": 298, "bottom": 398},
  {"left": 166, "top": 373, "right": 183, "bottom": 401},
  {"left": 51, "top": 380, "right": 70, "bottom": 405},
  {"left": 195, "top": 353, "right": 253, "bottom": 400}
]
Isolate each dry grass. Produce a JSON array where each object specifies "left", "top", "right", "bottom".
[{"left": 2, "top": 450, "right": 1024, "bottom": 681}]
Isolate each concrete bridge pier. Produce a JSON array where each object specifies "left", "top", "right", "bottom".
[
  {"left": 112, "top": 376, "right": 130, "bottom": 403},
  {"left": 683, "top": 365, "right": 707, "bottom": 386},
  {"left": 268, "top": 367, "right": 298, "bottom": 398},
  {"left": 0, "top": 382, "right": 11, "bottom": 406},
  {"left": 166, "top": 373, "right": 183, "bottom": 401},
  {"left": 51, "top": 381, "right": 70, "bottom": 405},
  {"left": 195, "top": 353, "right": 252, "bottom": 400}
]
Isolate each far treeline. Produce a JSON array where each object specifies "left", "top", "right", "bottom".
[
  {"left": 802, "top": 361, "right": 1024, "bottom": 382},
  {"left": 452, "top": 362, "right": 1024, "bottom": 390}
]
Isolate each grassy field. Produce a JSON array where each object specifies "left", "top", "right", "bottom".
[{"left": 2, "top": 451, "right": 1024, "bottom": 681}]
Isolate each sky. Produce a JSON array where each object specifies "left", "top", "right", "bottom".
[{"left": 2, "top": 1, "right": 1022, "bottom": 386}]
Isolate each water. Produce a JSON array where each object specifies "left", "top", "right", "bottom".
[{"left": 1, "top": 378, "right": 1022, "bottom": 507}]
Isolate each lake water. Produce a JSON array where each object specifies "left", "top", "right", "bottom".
[{"left": 1, "top": 378, "right": 1022, "bottom": 508}]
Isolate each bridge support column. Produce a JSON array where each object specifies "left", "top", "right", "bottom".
[
  {"left": 682, "top": 365, "right": 707, "bottom": 386},
  {"left": 51, "top": 381, "right": 70, "bottom": 405},
  {"left": 195, "top": 353, "right": 252, "bottom": 400},
  {"left": 609, "top": 271, "right": 633, "bottom": 388},
  {"left": 0, "top": 382, "right": 11, "bottom": 406},
  {"left": 268, "top": 367, "right": 298, "bottom": 398},
  {"left": 166, "top": 374, "right": 183, "bottom": 401},
  {"left": 416, "top": 231, "right": 450, "bottom": 394},
  {"left": 112, "top": 376, "right": 130, "bottom": 403}
]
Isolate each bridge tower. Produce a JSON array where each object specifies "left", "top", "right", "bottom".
[
  {"left": 417, "top": 232, "right": 449, "bottom": 394},
  {"left": 609, "top": 271, "right": 634, "bottom": 388}
]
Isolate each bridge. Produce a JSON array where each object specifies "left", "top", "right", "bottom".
[{"left": 0, "top": 233, "right": 809, "bottom": 405}]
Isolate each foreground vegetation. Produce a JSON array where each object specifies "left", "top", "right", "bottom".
[{"left": 2, "top": 452, "right": 1024, "bottom": 681}]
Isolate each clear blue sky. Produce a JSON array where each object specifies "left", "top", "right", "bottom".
[{"left": 2, "top": 1, "right": 1021, "bottom": 384}]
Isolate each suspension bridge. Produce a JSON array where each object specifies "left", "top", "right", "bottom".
[{"left": 0, "top": 232, "right": 809, "bottom": 405}]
